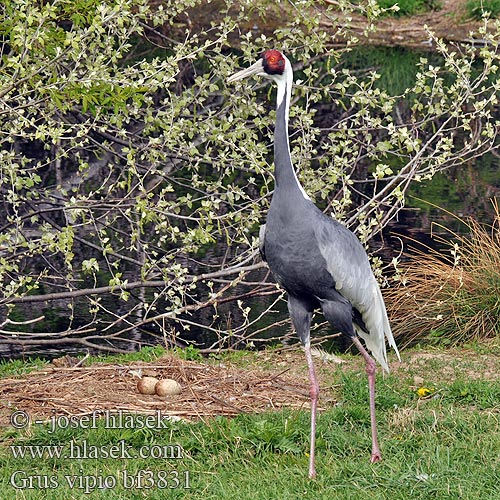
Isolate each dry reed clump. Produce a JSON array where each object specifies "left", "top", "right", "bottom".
[{"left": 387, "top": 203, "right": 500, "bottom": 346}]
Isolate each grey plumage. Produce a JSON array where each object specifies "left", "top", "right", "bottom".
[{"left": 229, "top": 49, "right": 400, "bottom": 478}]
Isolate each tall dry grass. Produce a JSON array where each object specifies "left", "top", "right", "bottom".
[{"left": 387, "top": 201, "right": 500, "bottom": 346}]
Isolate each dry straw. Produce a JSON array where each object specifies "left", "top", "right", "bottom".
[
  {"left": 387, "top": 200, "right": 500, "bottom": 346},
  {"left": 0, "top": 355, "right": 312, "bottom": 427}
]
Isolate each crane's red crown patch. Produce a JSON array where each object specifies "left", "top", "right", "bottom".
[{"left": 262, "top": 50, "right": 286, "bottom": 75}]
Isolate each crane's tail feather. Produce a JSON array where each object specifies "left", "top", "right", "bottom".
[{"left": 354, "top": 285, "right": 400, "bottom": 373}]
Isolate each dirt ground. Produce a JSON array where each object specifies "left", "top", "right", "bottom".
[
  {"left": 325, "top": 0, "right": 486, "bottom": 49},
  {"left": 182, "top": 0, "right": 487, "bottom": 51}
]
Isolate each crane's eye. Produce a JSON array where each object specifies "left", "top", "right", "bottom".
[{"left": 268, "top": 55, "right": 283, "bottom": 66}]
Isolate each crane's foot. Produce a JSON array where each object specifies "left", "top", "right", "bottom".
[{"left": 370, "top": 450, "right": 382, "bottom": 463}]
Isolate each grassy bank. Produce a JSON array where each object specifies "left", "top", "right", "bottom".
[{"left": 0, "top": 344, "right": 498, "bottom": 499}]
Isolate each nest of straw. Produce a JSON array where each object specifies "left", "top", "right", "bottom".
[{"left": 0, "top": 354, "right": 317, "bottom": 427}]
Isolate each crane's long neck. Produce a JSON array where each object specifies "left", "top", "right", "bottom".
[{"left": 274, "top": 69, "right": 310, "bottom": 201}]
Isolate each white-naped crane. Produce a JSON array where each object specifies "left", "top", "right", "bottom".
[{"left": 228, "top": 50, "right": 400, "bottom": 478}]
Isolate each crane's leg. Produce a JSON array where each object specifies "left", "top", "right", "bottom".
[
  {"left": 319, "top": 300, "right": 382, "bottom": 463},
  {"left": 303, "top": 337, "right": 319, "bottom": 478},
  {"left": 287, "top": 296, "right": 317, "bottom": 479},
  {"left": 351, "top": 336, "right": 381, "bottom": 463}
]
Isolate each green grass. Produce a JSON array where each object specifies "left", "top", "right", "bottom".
[
  {"left": 376, "top": 0, "right": 442, "bottom": 17},
  {"left": 1, "top": 348, "right": 499, "bottom": 499},
  {"left": 0, "top": 346, "right": 168, "bottom": 380},
  {"left": 0, "top": 358, "right": 49, "bottom": 378},
  {"left": 466, "top": 0, "right": 500, "bottom": 19},
  {"left": 352, "top": 0, "right": 441, "bottom": 17},
  {"left": 88, "top": 345, "right": 168, "bottom": 364}
]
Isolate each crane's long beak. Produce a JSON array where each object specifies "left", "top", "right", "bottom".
[{"left": 227, "top": 59, "right": 264, "bottom": 83}]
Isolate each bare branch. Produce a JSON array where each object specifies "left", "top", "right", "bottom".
[{"left": 1, "top": 263, "right": 266, "bottom": 305}]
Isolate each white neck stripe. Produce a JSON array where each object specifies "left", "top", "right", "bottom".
[{"left": 275, "top": 59, "right": 311, "bottom": 202}]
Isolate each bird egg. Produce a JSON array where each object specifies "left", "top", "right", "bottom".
[
  {"left": 137, "top": 376, "right": 159, "bottom": 395},
  {"left": 155, "top": 379, "right": 182, "bottom": 397}
]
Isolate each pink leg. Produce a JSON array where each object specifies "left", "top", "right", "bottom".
[
  {"left": 304, "top": 341, "right": 319, "bottom": 478},
  {"left": 351, "top": 336, "right": 382, "bottom": 463}
]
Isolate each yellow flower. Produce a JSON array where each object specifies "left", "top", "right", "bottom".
[{"left": 416, "top": 387, "right": 433, "bottom": 398}]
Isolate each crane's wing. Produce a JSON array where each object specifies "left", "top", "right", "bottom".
[
  {"left": 259, "top": 224, "right": 267, "bottom": 261},
  {"left": 314, "top": 215, "right": 400, "bottom": 372}
]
